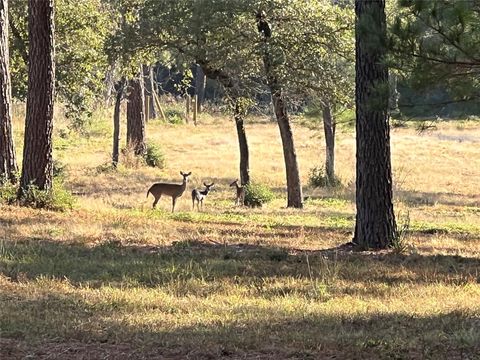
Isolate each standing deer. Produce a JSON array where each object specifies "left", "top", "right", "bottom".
[
  {"left": 230, "top": 179, "right": 245, "bottom": 206},
  {"left": 147, "top": 171, "right": 191, "bottom": 212},
  {"left": 191, "top": 182, "right": 214, "bottom": 211}
]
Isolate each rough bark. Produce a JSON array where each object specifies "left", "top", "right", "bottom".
[
  {"left": 234, "top": 99, "right": 250, "bottom": 186},
  {"left": 126, "top": 73, "right": 146, "bottom": 156},
  {"left": 257, "top": 12, "right": 303, "bottom": 208},
  {"left": 322, "top": 104, "right": 335, "bottom": 184},
  {"left": 353, "top": 0, "right": 396, "bottom": 249},
  {"left": 0, "top": 0, "right": 18, "bottom": 183},
  {"left": 112, "top": 77, "right": 125, "bottom": 167},
  {"left": 19, "top": 0, "right": 55, "bottom": 194}
]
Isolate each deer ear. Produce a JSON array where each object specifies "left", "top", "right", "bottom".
[
  {"left": 180, "top": 171, "right": 184, "bottom": 176},
  {"left": 203, "top": 182, "right": 208, "bottom": 187},
  {"left": 187, "top": 172, "right": 192, "bottom": 176}
]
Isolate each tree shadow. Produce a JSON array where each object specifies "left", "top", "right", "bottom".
[{"left": 396, "top": 190, "right": 480, "bottom": 207}]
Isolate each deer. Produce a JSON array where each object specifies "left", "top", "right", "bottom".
[
  {"left": 147, "top": 171, "right": 191, "bottom": 212},
  {"left": 230, "top": 179, "right": 245, "bottom": 206},
  {"left": 191, "top": 182, "right": 215, "bottom": 211}
]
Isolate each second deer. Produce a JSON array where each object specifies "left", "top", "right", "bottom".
[
  {"left": 147, "top": 171, "right": 191, "bottom": 212},
  {"left": 191, "top": 182, "right": 214, "bottom": 211},
  {"left": 230, "top": 179, "right": 245, "bottom": 206}
]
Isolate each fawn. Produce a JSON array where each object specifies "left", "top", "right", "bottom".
[
  {"left": 191, "top": 182, "right": 214, "bottom": 211},
  {"left": 230, "top": 179, "right": 245, "bottom": 206},
  {"left": 147, "top": 171, "right": 191, "bottom": 212}
]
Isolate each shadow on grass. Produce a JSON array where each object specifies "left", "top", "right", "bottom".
[
  {"left": 396, "top": 190, "right": 480, "bottom": 207},
  {"left": 1, "top": 238, "right": 479, "bottom": 288},
  {"left": 1, "top": 286, "right": 478, "bottom": 359}
]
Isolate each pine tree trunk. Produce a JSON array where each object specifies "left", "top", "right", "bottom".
[
  {"left": 234, "top": 99, "right": 250, "bottom": 186},
  {"left": 322, "top": 104, "right": 335, "bottom": 184},
  {"left": 0, "top": 0, "right": 18, "bottom": 183},
  {"left": 112, "top": 77, "right": 125, "bottom": 167},
  {"left": 19, "top": 0, "right": 55, "bottom": 194},
  {"left": 143, "top": 64, "right": 157, "bottom": 120},
  {"left": 126, "top": 73, "right": 146, "bottom": 156},
  {"left": 354, "top": 0, "right": 396, "bottom": 249}
]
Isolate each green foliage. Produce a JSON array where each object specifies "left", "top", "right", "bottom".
[
  {"left": 0, "top": 180, "right": 18, "bottom": 205},
  {"left": 244, "top": 182, "right": 274, "bottom": 208},
  {"left": 15, "top": 180, "right": 75, "bottom": 212},
  {"left": 143, "top": 144, "right": 166, "bottom": 168},
  {"left": 308, "top": 166, "right": 342, "bottom": 188},
  {"left": 164, "top": 108, "right": 184, "bottom": 125},
  {"left": 391, "top": 212, "right": 411, "bottom": 254}
]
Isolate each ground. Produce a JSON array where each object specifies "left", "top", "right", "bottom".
[{"left": 1, "top": 106, "right": 479, "bottom": 359}]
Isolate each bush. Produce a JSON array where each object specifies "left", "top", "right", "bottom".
[
  {"left": 308, "top": 166, "right": 342, "bottom": 188},
  {"left": 19, "top": 180, "right": 75, "bottom": 211},
  {"left": 144, "top": 143, "right": 166, "bottom": 168},
  {"left": 244, "top": 182, "right": 274, "bottom": 207},
  {"left": 164, "top": 108, "right": 184, "bottom": 125},
  {"left": 0, "top": 180, "right": 18, "bottom": 204}
]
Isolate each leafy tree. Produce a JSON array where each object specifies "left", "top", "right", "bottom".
[
  {"left": 8, "top": 0, "right": 112, "bottom": 128},
  {"left": 353, "top": 0, "right": 396, "bottom": 249},
  {"left": 0, "top": 0, "right": 18, "bottom": 183},
  {"left": 19, "top": 0, "right": 55, "bottom": 195}
]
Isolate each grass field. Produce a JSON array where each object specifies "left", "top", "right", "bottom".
[{"left": 1, "top": 105, "right": 479, "bottom": 359}]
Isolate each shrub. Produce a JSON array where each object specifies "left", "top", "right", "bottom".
[
  {"left": 19, "top": 180, "right": 75, "bottom": 212},
  {"left": 308, "top": 166, "right": 342, "bottom": 188},
  {"left": 244, "top": 182, "right": 274, "bottom": 207},
  {"left": 164, "top": 108, "right": 184, "bottom": 125},
  {"left": 144, "top": 143, "right": 166, "bottom": 168},
  {"left": 0, "top": 180, "right": 18, "bottom": 204}
]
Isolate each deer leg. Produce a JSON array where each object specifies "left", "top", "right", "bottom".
[
  {"left": 152, "top": 195, "right": 161, "bottom": 209},
  {"left": 172, "top": 197, "right": 177, "bottom": 213}
]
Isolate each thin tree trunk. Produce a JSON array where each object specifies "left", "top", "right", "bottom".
[
  {"left": 354, "top": 0, "right": 396, "bottom": 249},
  {"left": 143, "top": 64, "right": 157, "bottom": 120},
  {"left": 112, "top": 77, "right": 125, "bottom": 167},
  {"left": 19, "top": 0, "right": 55, "bottom": 195},
  {"left": 322, "top": 104, "right": 335, "bottom": 184},
  {"left": 0, "top": 0, "right": 18, "bottom": 183},
  {"left": 195, "top": 64, "right": 206, "bottom": 113},
  {"left": 257, "top": 12, "right": 303, "bottom": 208},
  {"left": 126, "top": 72, "right": 146, "bottom": 156},
  {"left": 234, "top": 99, "right": 250, "bottom": 186}
]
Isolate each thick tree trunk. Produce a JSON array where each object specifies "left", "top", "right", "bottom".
[
  {"left": 143, "top": 64, "right": 157, "bottom": 120},
  {"left": 257, "top": 12, "right": 303, "bottom": 208},
  {"left": 0, "top": 0, "right": 18, "bottom": 183},
  {"left": 234, "top": 99, "right": 250, "bottom": 186},
  {"left": 112, "top": 77, "right": 125, "bottom": 167},
  {"left": 126, "top": 73, "right": 146, "bottom": 156},
  {"left": 19, "top": 0, "right": 55, "bottom": 194},
  {"left": 322, "top": 104, "right": 335, "bottom": 184},
  {"left": 195, "top": 64, "right": 206, "bottom": 113},
  {"left": 354, "top": 0, "right": 396, "bottom": 249}
]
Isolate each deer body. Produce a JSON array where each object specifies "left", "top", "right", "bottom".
[
  {"left": 191, "top": 182, "right": 214, "bottom": 211},
  {"left": 147, "top": 171, "right": 191, "bottom": 212},
  {"left": 230, "top": 179, "right": 245, "bottom": 206}
]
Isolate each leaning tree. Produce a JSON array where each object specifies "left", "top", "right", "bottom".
[{"left": 353, "top": 0, "right": 396, "bottom": 249}]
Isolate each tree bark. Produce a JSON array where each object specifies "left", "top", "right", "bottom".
[
  {"left": 126, "top": 72, "right": 146, "bottom": 156},
  {"left": 112, "top": 77, "right": 125, "bottom": 167},
  {"left": 354, "top": 0, "right": 396, "bottom": 249},
  {"left": 322, "top": 104, "right": 335, "bottom": 184},
  {"left": 234, "top": 99, "right": 250, "bottom": 186},
  {"left": 257, "top": 12, "right": 303, "bottom": 208},
  {"left": 195, "top": 64, "right": 206, "bottom": 113},
  {"left": 0, "top": 0, "right": 18, "bottom": 183},
  {"left": 19, "top": 0, "right": 55, "bottom": 194},
  {"left": 143, "top": 64, "right": 157, "bottom": 120}
]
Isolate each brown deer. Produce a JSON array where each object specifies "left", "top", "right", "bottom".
[
  {"left": 230, "top": 179, "right": 245, "bottom": 206},
  {"left": 191, "top": 182, "right": 214, "bottom": 211},
  {"left": 147, "top": 171, "right": 191, "bottom": 212}
]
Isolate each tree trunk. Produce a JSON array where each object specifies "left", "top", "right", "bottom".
[
  {"left": 19, "top": 0, "right": 55, "bottom": 195},
  {"left": 322, "top": 104, "right": 335, "bottom": 184},
  {"left": 195, "top": 64, "right": 206, "bottom": 113},
  {"left": 112, "top": 77, "right": 125, "bottom": 167},
  {"left": 234, "top": 99, "right": 250, "bottom": 186},
  {"left": 143, "top": 64, "right": 157, "bottom": 120},
  {"left": 0, "top": 0, "right": 18, "bottom": 183},
  {"left": 257, "top": 12, "right": 303, "bottom": 208},
  {"left": 354, "top": 0, "right": 396, "bottom": 249},
  {"left": 126, "top": 72, "right": 146, "bottom": 156}
]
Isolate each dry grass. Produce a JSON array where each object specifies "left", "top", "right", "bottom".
[{"left": 1, "top": 105, "right": 479, "bottom": 359}]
